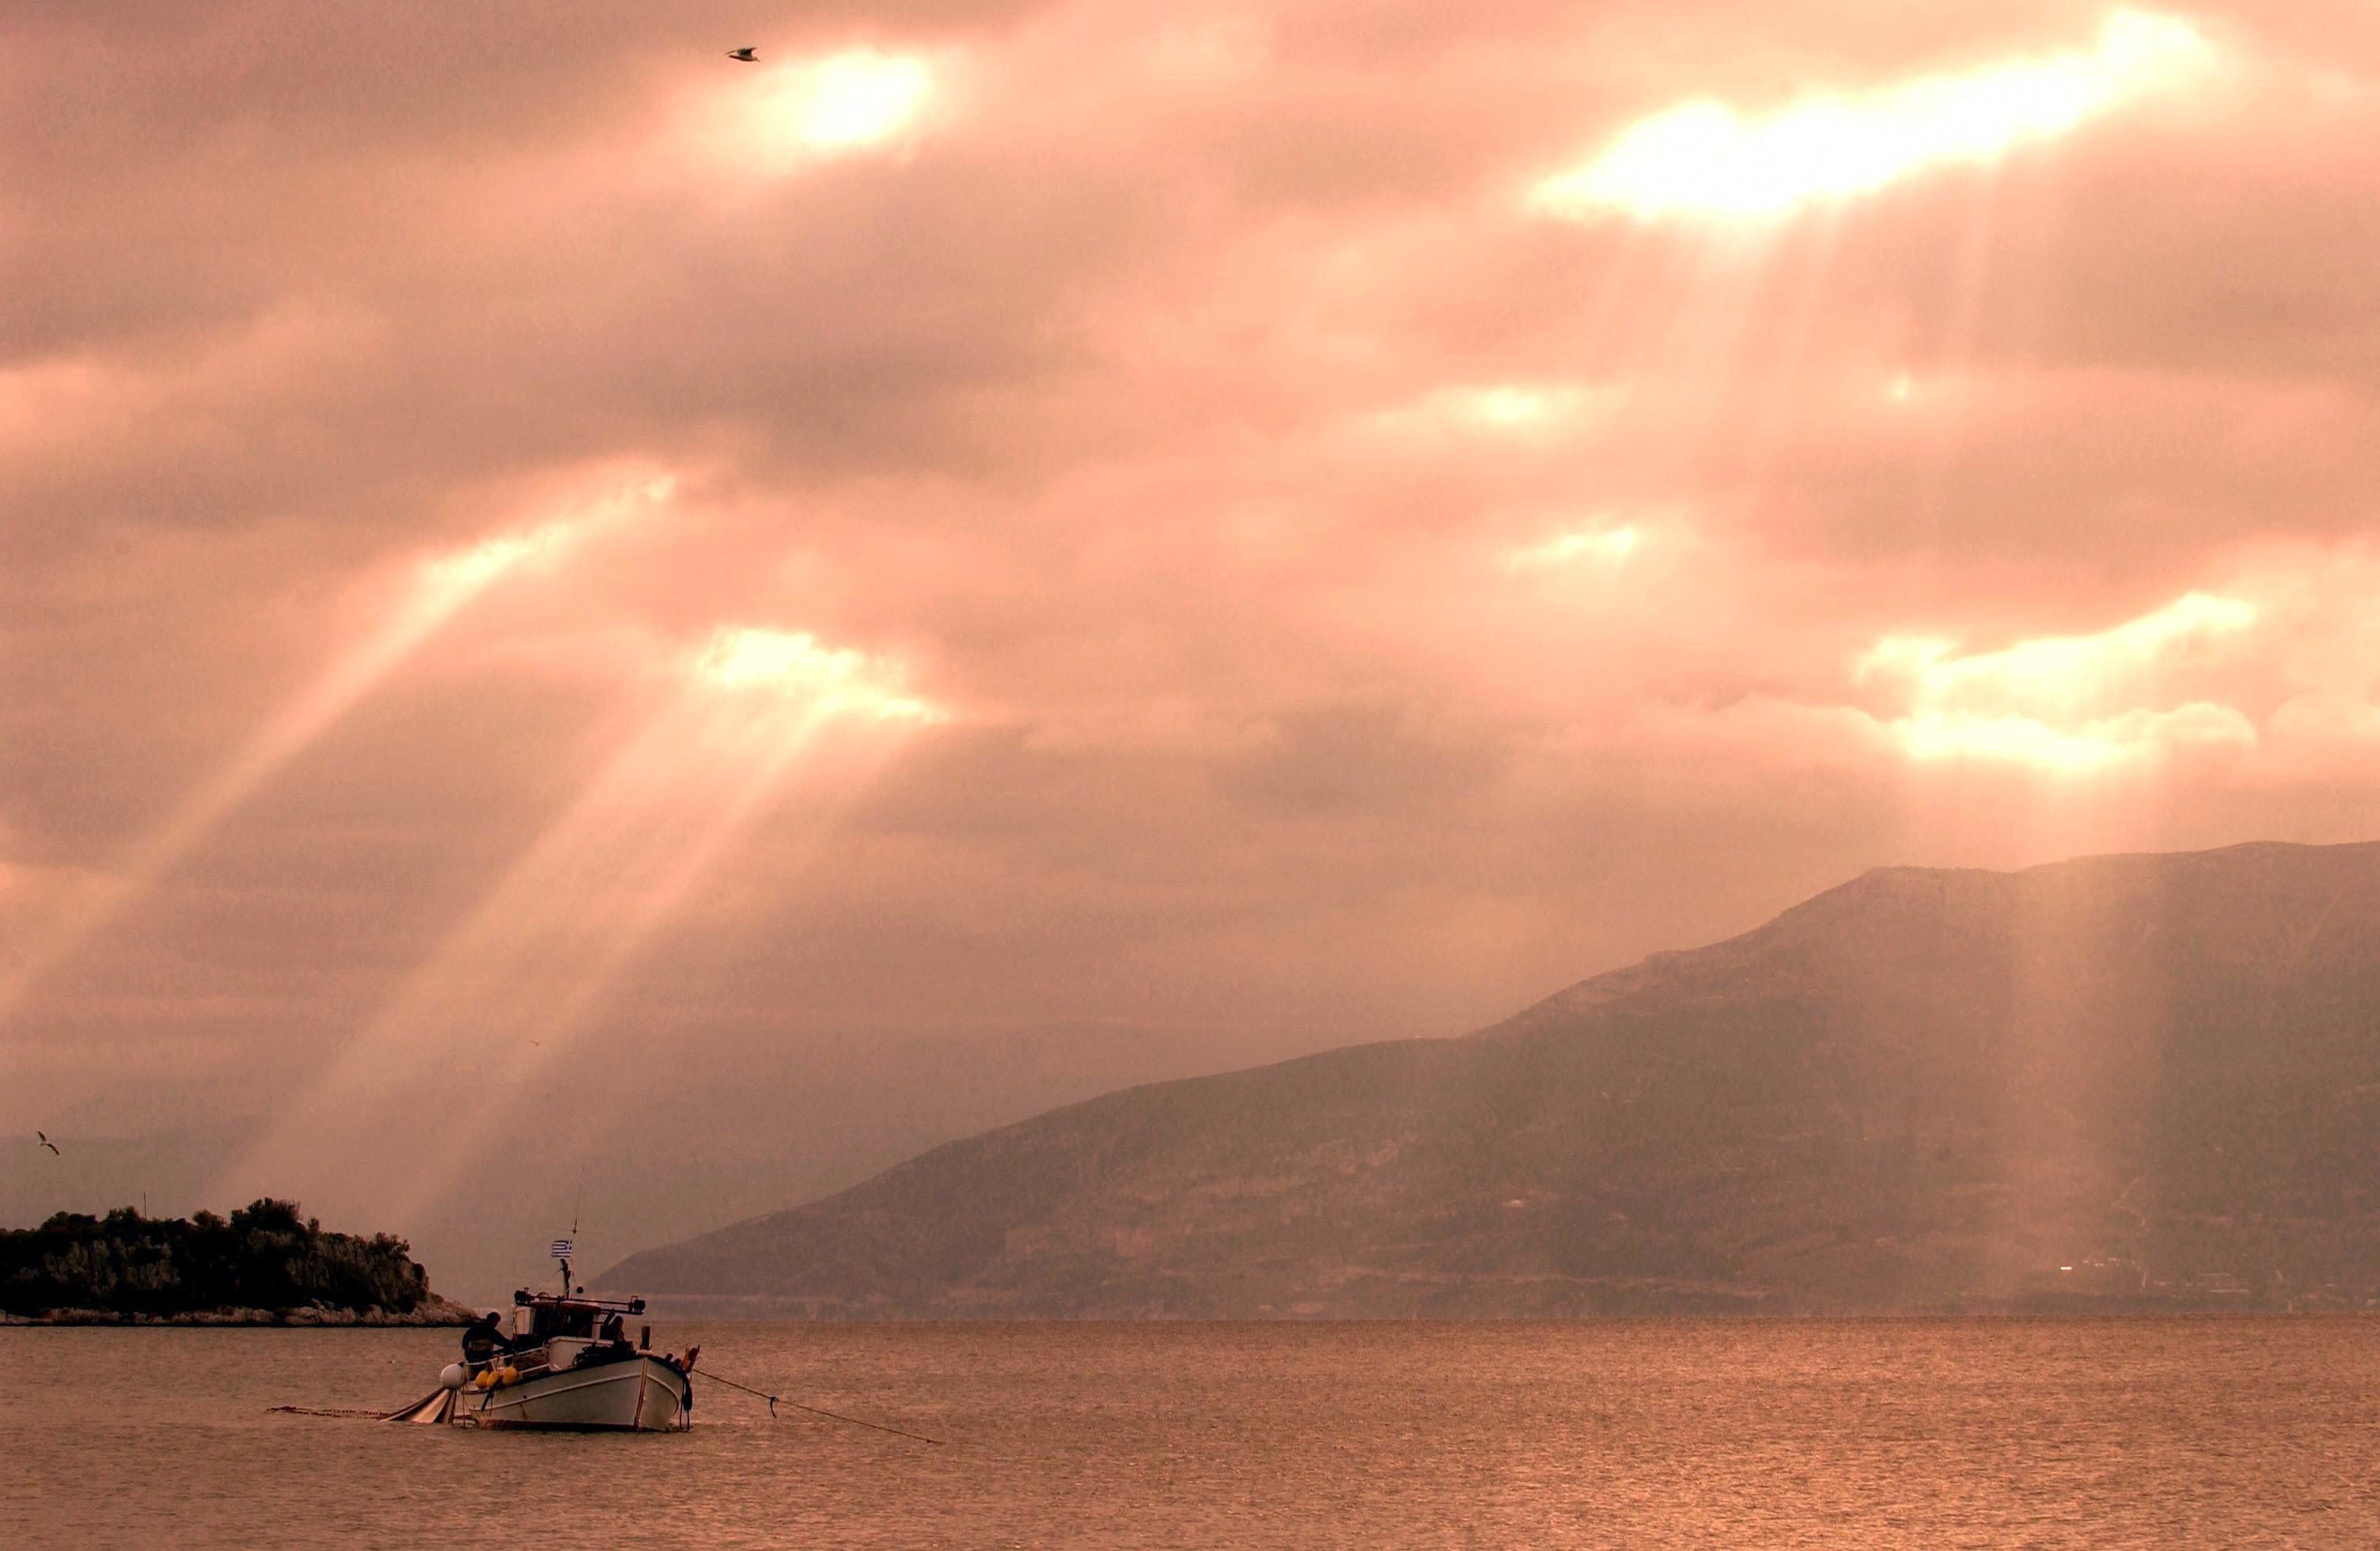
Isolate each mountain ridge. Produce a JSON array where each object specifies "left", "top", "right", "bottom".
[{"left": 601, "top": 840, "right": 2380, "bottom": 1316}]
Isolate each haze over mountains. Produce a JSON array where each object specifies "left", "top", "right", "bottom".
[
  {"left": 4, "top": 1022, "right": 1347, "bottom": 1303},
  {"left": 602, "top": 840, "right": 2380, "bottom": 1316}
]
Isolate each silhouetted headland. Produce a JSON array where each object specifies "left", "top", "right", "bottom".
[
  {"left": 1, "top": 1199, "right": 474, "bottom": 1325},
  {"left": 602, "top": 840, "right": 2380, "bottom": 1318}
]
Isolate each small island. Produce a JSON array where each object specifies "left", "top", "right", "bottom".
[{"left": 1, "top": 1199, "right": 475, "bottom": 1325}]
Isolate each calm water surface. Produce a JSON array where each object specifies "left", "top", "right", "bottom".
[{"left": 8, "top": 1318, "right": 2380, "bottom": 1547}]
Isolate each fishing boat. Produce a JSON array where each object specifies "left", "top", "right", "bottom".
[{"left": 392, "top": 1242, "right": 695, "bottom": 1432}]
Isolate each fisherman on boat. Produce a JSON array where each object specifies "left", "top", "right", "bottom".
[{"left": 460, "top": 1310, "right": 509, "bottom": 1366}]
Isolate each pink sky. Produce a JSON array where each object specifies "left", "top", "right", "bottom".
[{"left": 6, "top": 2, "right": 2380, "bottom": 1199}]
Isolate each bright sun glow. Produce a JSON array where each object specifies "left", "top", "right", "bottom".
[
  {"left": 1862, "top": 591, "right": 2254, "bottom": 712},
  {"left": 697, "top": 627, "right": 945, "bottom": 722},
  {"left": 1533, "top": 9, "right": 2207, "bottom": 222},
  {"left": 1506, "top": 525, "right": 1641, "bottom": 572},
  {"left": 1460, "top": 386, "right": 1569, "bottom": 427},
  {"left": 1892, "top": 703, "right": 2253, "bottom": 770},
  {"left": 1860, "top": 590, "right": 2257, "bottom": 770},
  {"left": 421, "top": 516, "right": 577, "bottom": 591},
  {"left": 769, "top": 49, "right": 934, "bottom": 150},
  {"left": 1365, "top": 382, "right": 1604, "bottom": 443}
]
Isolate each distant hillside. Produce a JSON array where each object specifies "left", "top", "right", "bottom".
[
  {"left": 600, "top": 841, "right": 2380, "bottom": 1316},
  {"left": 1, "top": 1200, "right": 471, "bottom": 1324},
  {"left": 7, "top": 1022, "right": 1347, "bottom": 1304}
]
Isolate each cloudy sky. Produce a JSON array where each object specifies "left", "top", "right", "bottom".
[{"left": 6, "top": 2, "right": 2380, "bottom": 1238}]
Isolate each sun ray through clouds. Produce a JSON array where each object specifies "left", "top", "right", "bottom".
[
  {"left": 211, "top": 625, "right": 945, "bottom": 1228},
  {"left": 0, "top": 476, "right": 674, "bottom": 1026}
]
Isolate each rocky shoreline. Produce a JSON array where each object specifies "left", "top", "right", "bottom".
[{"left": 4, "top": 1294, "right": 479, "bottom": 1327}]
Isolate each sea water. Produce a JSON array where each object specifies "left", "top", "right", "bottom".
[{"left": 7, "top": 1318, "right": 2379, "bottom": 1547}]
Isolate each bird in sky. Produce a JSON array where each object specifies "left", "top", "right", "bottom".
[
  {"left": 726, "top": 47, "right": 758, "bottom": 63},
  {"left": 37, "top": 1130, "right": 59, "bottom": 1155}
]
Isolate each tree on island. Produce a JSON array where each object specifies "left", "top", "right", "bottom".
[{"left": 0, "top": 1199, "right": 435, "bottom": 1319}]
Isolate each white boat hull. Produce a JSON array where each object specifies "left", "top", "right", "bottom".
[{"left": 465, "top": 1354, "right": 692, "bottom": 1432}]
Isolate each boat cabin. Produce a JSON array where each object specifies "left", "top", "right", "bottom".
[{"left": 505, "top": 1288, "right": 652, "bottom": 1371}]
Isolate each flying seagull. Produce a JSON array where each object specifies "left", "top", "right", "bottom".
[
  {"left": 37, "top": 1130, "right": 59, "bottom": 1155},
  {"left": 726, "top": 47, "right": 758, "bottom": 63}
]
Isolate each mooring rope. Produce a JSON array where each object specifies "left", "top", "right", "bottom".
[
  {"left": 266, "top": 1405, "right": 389, "bottom": 1419},
  {"left": 692, "top": 1367, "right": 945, "bottom": 1446}
]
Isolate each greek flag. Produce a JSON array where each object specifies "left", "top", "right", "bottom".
[{"left": 551, "top": 1238, "right": 574, "bottom": 1259}]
